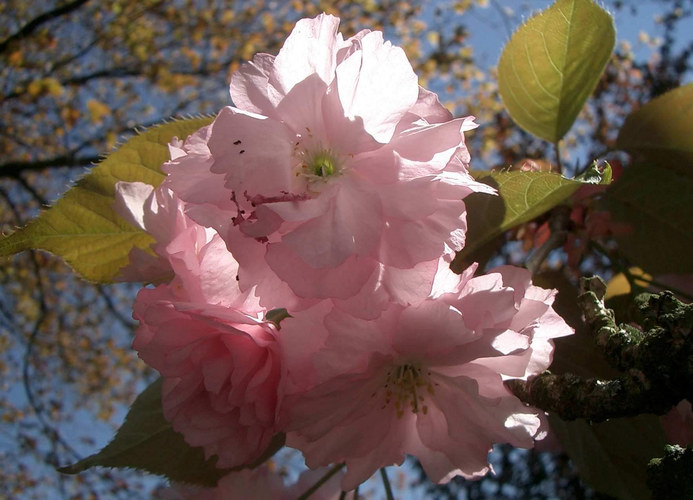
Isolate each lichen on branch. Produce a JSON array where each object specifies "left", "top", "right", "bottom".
[
  {"left": 647, "top": 445, "right": 693, "bottom": 500},
  {"left": 506, "top": 276, "right": 693, "bottom": 422}
]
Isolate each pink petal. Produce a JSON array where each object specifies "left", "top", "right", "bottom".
[
  {"left": 389, "top": 118, "right": 476, "bottom": 181},
  {"left": 335, "top": 31, "right": 418, "bottom": 143},
  {"left": 229, "top": 53, "right": 277, "bottom": 115},
  {"left": 274, "top": 73, "right": 330, "bottom": 144},
  {"left": 208, "top": 107, "right": 297, "bottom": 199},
  {"left": 114, "top": 181, "right": 153, "bottom": 230},
  {"left": 408, "top": 86, "right": 454, "bottom": 124},
  {"left": 280, "top": 180, "right": 382, "bottom": 268},
  {"left": 265, "top": 243, "right": 377, "bottom": 299},
  {"left": 269, "top": 14, "right": 342, "bottom": 96}
]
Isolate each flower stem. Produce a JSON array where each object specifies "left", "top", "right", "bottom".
[
  {"left": 380, "top": 467, "right": 395, "bottom": 500},
  {"left": 297, "top": 463, "right": 345, "bottom": 500}
]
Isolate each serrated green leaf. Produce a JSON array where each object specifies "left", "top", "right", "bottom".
[
  {"left": 617, "top": 83, "right": 693, "bottom": 177},
  {"left": 0, "top": 116, "right": 214, "bottom": 282},
  {"left": 603, "top": 164, "right": 693, "bottom": 274},
  {"left": 498, "top": 0, "right": 615, "bottom": 142},
  {"left": 58, "top": 378, "right": 229, "bottom": 486},
  {"left": 549, "top": 414, "right": 665, "bottom": 500},
  {"left": 455, "top": 166, "right": 611, "bottom": 265},
  {"left": 58, "top": 378, "right": 286, "bottom": 486}
]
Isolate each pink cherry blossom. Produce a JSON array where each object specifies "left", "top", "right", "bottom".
[
  {"left": 160, "top": 125, "right": 240, "bottom": 244},
  {"left": 129, "top": 193, "right": 281, "bottom": 467},
  {"left": 115, "top": 177, "right": 266, "bottom": 312},
  {"left": 159, "top": 122, "right": 315, "bottom": 312},
  {"left": 279, "top": 266, "right": 571, "bottom": 490},
  {"left": 435, "top": 265, "right": 572, "bottom": 380},
  {"left": 164, "top": 14, "right": 495, "bottom": 304},
  {"left": 134, "top": 284, "right": 283, "bottom": 469},
  {"left": 113, "top": 181, "right": 207, "bottom": 283}
]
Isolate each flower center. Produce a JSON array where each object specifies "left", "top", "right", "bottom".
[
  {"left": 299, "top": 148, "right": 342, "bottom": 180},
  {"left": 310, "top": 151, "right": 337, "bottom": 177},
  {"left": 381, "top": 363, "right": 435, "bottom": 418}
]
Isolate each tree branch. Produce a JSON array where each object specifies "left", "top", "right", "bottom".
[
  {"left": 0, "top": 0, "right": 91, "bottom": 54},
  {"left": 647, "top": 445, "right": 693, "bottom": 500},
  {"left": 506, "top": 277, "right": 693, "bottom": 421},
  {"left": 0, "top": 155, "right": 101, "bottom": 177},
  {"left": 3, "top": 61, "right": 235, "bottom": 101},
  {"left": 0, "top": 185, "right": 83, "bottom": 464}
]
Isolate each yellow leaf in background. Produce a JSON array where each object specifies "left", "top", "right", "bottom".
[
  {"left": 427, "top": 31, "right": 439, "bottom": 46},
  {"left": 459, "top": 46, "right": 473, "bottom": 59},
  {"left": 98, "top": 407, "right": 114, "bottom": 421},
  {"left": 87, "top": 99, "right": 111, "bottom": 124},
  {"left": 106, "top": 131, "right": 117, "bottom": 150},
  {"left": 221, "top": 9, "right": 234, "bottom": 23},
  {"left": 8, "top": 50, "right": 23, "bottom": 66},
  {"left": 181, "top": 47, "right": 201, "bottom": 68},
  {"left": 261, "top": 12, "right": 275, "bottom": 31},
  {"left": 422, "top": 59, "right": 436, "bottom": 73},
  {"left": 27, "top": 80, "right": 42, "bottom": 96},
  {"left": 26, "top": 78, "right": 65, "bottom": 97},
  {"left": 61, "top": 107, "right": 81, "bottom": 127},
  {"left": 227, "top": 60, "right": 240, "bottom": 78},
  {"left": 605, "top": 268, "right": 653, "bottom": 299},
  {"left": 411, "top": 20, "right": 426, "bottom": 33},
  {"left": 43, "top": 77, "right": 64, "bottom": 96}
]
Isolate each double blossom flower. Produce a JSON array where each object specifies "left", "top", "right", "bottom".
[
  {"left": 163, "top": 14, "right": 493, "bottom": 310},
  {"left": 115, "top": 13, "right": 573, "bottom": 495}
]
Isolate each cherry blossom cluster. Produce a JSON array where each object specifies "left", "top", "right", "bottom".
[{"left": 115, "top": 14, "right": 573, "bottom": 494}]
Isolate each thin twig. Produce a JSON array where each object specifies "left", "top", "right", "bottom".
[
  {"left": 296, "top": 463, "right": 345, "bottom": 500},
  {"left": 554, "top": 141, "right": 563, "bottom": 172},
  {"left": 97, "top": 285, "right": 137, "bottom": 330},
  {"left": 0, "top": 156, "right": 100, "bottom": 178},
  {"left": 380, "top": 468, "right": 395, "bottom": 500},
  {"left": 0, "top": 0, "right": 92, "bottom": 54}
]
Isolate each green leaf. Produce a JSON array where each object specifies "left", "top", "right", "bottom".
[
  {"left": 497, "top": 0, "right": 615, "bottom": 142},
  {"left": 549, "top": 414, "right": 666, "bottom": 500},
  {"left": 617, "top": 83, "right": 693, "bottom": 177},
  {"left": 603, "top": 164, "right": 693, "bottom": 274},
  {"left": 58, "top": 378, "right": 228, "bottom": 486},
  {"left": 59, "top": 378, "right": 285, "bottom": 485},
  {"left": 265, "top": 308, "right": 292, "bottom": 329},
  {"left": 575, "top": 160, "right": 612, "bottom": 185},
  {"left": 0, "top": 116, "right": 214, "bottom": 282},
  {"left": 454, "top": 165, "right": 611, "bottom": 266}
]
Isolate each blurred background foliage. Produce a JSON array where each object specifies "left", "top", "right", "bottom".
[{"left": 1, "top": 0, "right": 691, "bottom": 498}]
